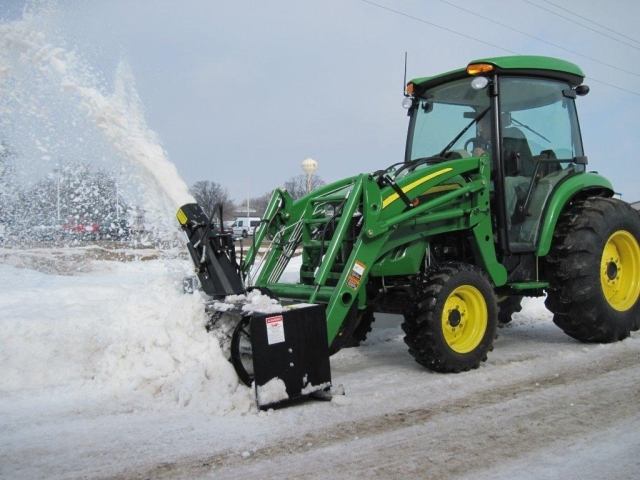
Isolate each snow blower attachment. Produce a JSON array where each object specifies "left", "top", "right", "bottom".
[
  {"left": 179, "top": 55, "right": 640, "bottom": 408},
  {"left": 177, "top": 203, "right": 333, "bottom": 409}
]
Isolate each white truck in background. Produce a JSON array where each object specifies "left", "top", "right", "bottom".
[{"left": 232, "top": 216, "right": 261, "bottom": 237}]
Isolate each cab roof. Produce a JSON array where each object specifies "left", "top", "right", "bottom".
[{"left": 409, "top": 55, "right": 585, "bottom": 92}]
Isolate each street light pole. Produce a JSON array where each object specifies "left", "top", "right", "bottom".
[
  {"left": 57, "top": 177, "right": 60, "bottom": 222},
  {"left": 301, "top": 157, "right": 318, "bottom": 194},
  {"left": 115, "top": 180, "right": 119, "bottom": 220},
  {"left": 53, "top": 169, "right": 61, "bottom": 222}
]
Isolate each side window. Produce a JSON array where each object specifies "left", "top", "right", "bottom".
[
  {"left": 250, "top": 221, "right": 260, "bottom": 228},
  {"left": 500, "top": 77, "right": 584, "bottom": 162},
  {"left": 499, "top": 77, "right": 583, "bottom": 251}
]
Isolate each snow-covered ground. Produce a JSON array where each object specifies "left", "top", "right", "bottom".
[{"left": 1, "top": 246, "right": 638, "bottom": 479}]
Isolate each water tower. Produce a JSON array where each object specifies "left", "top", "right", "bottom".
[{"left": 301, "top": 157, "right": 318, "bottom": 194}]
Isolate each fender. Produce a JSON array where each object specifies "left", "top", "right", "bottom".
[{"left": 536, "top": 172, "right": 613, "bottom": 257}]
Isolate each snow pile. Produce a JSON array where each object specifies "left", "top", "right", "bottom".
[
  {"left": 97, "top": 281, "right": 252, "bottom": 413},
  {"left": 0, "top": 258, "right": 255, "bottom": 415},
  {"left": 239, "top": 290, "right": 284, "bottom": 314},
  {"left": 0, "top": 253, "right": 305, "bottom": 416},
  {"left": 256, "top": 377, "right": 289, "bottom": 406}
]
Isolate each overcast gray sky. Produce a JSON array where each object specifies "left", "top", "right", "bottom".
[{"left": 2, "top": 0, "right": 640, "bottom": 202}]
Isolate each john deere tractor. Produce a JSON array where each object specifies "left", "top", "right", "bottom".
[{"left": 178, "top": 56, "right": 640, "bottom": 388}]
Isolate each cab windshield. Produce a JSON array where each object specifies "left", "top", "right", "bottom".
[{"left": 406, "top": 77, "right": 490, "bottom": 162}]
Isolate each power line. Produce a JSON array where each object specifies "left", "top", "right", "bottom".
[
  {"left": 439, "top": 0, "right": 640, "bottom": 78},
  {"left": 540, "top": 0, "right": 640, "bottom": 46},
  {"left": 359, "top": 0, "right": 640, "bottom": 97},
  {"left": 523, "top": 0, "right": 640, "bottom": 51},
  {"left": 586, "top": 76, "right": 640, "bottom": 97},
  {"left": 359, "top": 0, "right": 518, "bottom": 55}
]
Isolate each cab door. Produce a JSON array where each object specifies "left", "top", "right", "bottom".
[{"left": 496, "top": 77, "right": 585, "bottom": 252}]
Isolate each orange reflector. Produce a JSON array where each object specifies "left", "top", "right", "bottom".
[
  {"left": 406, "top": 83, "right": 415, "bottom": 95},
  {"left": 412, "top": 198, "right": 420, "bottom": 207},
  {"left": 467, "top": 63, "right": 494, "bottom": 75}
]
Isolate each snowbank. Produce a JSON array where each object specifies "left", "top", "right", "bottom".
[{"left": 0, "top": 258, "right": 255, "bottom": 415}]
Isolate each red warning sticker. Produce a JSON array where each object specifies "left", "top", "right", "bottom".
[{"left": 266, "top": 315, "right": 285, "bottom": 345}]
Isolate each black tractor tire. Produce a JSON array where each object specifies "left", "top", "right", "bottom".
[
  {"left": 328, "top": 303, "right": 360, "bottom": 355},
  {"left": 402, "top": 263, "right": 498, "bottom": 373},
  {"left": 344, "top": 307, "right": 376, "bottom": 348},
  {"left": 497, "top": 295, "right": 523, "bottom": 324},
  {"left": 545, "top": 197, "right": 640, "bottom": 342}
]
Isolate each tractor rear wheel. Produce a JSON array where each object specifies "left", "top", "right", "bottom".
[
  {"left": 402, "top": 263, "right": 498, "bottom": 373},
  {"left": 545, "top": 198, "right": 640, "bottom": 342}
]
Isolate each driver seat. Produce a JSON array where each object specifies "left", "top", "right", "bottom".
[{"left": 503, "top": 127, "right": 534, "bottom": 177}]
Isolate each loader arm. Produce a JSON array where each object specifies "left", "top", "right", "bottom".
[{"left": 244, "top": 156, "right": 507, "bottom": 345}]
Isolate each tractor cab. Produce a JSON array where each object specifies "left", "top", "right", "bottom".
[{"left": 403, "top": 56, "right": 589, "bottom": 253}]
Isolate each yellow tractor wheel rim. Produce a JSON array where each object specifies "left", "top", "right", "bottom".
[
  {"left": 442, "top": 285, "right": 488, "bottom": 354},
  {"left": 600, "top": 230, "right": 640, "bottom": 311}
]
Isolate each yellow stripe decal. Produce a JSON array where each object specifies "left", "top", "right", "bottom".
[
  {"left": 382, "top": 168, "right": 453, "bottom": 208},
  {"left": 424, "top": 183, "right": 462, "bottom": 194}
]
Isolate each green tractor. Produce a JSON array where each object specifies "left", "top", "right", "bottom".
[{"left": 178, "top": 55, "right": 640, "bottom": 388}]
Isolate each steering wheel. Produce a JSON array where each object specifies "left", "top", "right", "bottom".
[{"left": 464, "top": 137, "right": 490, "bottom": 156}]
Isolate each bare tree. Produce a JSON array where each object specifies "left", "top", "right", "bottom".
[
  {"left": 283, "top": 174, "right": 326, "bottom": 201},
  {"left": 189, "top": 181, "right": 235, "bottom": 220}
]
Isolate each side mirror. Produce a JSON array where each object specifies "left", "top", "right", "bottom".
[{"left": 575, "top": 85, "right": 590, "bottom": 96}]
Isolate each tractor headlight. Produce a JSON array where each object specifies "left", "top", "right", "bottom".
[{"left": 471, "top": 76, "right": 489, "bottom": 90}]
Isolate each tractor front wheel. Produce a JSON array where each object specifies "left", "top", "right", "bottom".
[
  {"left": 546, "top": 198, "right": 640, "bottom": 342},
  {"left": 344, "top": 307, "right": 376, "bottom": 348},
  {"left": 402, "top": 263, "right": 498, "bottom": 373}
]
